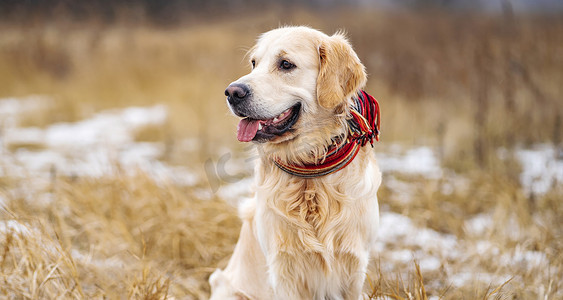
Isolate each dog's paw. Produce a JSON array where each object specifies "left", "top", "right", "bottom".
[{"left": 209, "top": 269, "right": 250, "bottom": 300}]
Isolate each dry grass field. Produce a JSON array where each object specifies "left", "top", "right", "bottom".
[{"left": 0, "top": 5, "right": 562, "bottom": 299}]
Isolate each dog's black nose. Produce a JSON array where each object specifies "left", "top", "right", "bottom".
[{"left": 225, "top": 83, "right": 250, "bottom": 106}]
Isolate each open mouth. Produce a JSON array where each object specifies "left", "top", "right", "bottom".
[{"left": 237, "top": 103, "right": 301, "bottom": 142}]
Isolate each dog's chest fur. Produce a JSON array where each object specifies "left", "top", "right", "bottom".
[
  {"left": 255, "top": 150, "right": 379, "bottom": 264},
  {"left": 288, "top": 180, "right": 328, "bottom": 231}
]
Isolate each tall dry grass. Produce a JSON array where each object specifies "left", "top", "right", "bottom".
[{"left": 1, "top": 171, "right": 240, "bottom": 298}]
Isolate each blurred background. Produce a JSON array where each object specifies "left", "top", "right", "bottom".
[{"left": 0, "top": 0, "right": 561, "bottom": 299}]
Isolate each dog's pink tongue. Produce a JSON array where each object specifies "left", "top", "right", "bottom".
[{"left": 237, "top": 118, "right": 260, "bottom": 142}]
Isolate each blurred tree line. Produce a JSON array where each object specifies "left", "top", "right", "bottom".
[
  {"left": 4, "top": 0, "right": 343, "bottom": 25},
  {"left": 3, "top": 0, "right": 562, "bottom": 26}
]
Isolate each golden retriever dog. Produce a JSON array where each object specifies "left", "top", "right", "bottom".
[{"left": 209, "top": 26, "right": 381, "bottom": 300}]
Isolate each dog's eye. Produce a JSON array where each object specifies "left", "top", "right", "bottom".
[
  {"left": 280, "top": 60, "right": 295, "bottom": 70},
  {"left": 251, "top": 60, "right": 256, "bottom": 69}
]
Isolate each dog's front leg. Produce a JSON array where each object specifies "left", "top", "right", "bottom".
[
  {"left": 268, "top": 252, "right": 313, "bottom": 300},
  {"left": 341, "top": 251, "right": 370, "bottom": 300},
  {"left": 343, "top": 269, "right": 367, "bottom": 300},
  {"left": 209, "top": 199, "right": 273, "bottom": 300}
]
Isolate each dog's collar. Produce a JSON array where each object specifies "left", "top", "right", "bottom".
[{"left": 273, "top": 90, "right": 380, "bottom": 178}]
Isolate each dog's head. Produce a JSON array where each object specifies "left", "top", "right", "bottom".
[{"left": 225, "top": 26, "right": 366, "bottom": 162}]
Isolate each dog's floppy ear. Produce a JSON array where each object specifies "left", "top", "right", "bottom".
[{"left": 317, "top": 33, "right": 367, "bottom": 109}]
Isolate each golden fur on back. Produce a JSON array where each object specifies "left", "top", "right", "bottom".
[{"left": 210, "top": 26, "right": 381, "bottom": 300}]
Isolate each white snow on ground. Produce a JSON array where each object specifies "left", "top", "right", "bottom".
[
  {"left": 464, "top": 213, "right": 494, "bottom": 236},
  {"left": 501, "top": 245, "right": 550, "bottom": 270},
  {"left": 377, "top": 145, "right": 443, "bottom": 178},
  {"left": 0, "top": 98, "right": 197, "bottom": 186},
  {"left": 382, "top": 175, "right": 415, "bottom": 204},
  {"left": 376, "top": 210, "right": 522, "bottom": 289},
  {"left": 375, "top": 212, "right": 458, "bottom": 262},
  {"left": 374, "top": 211, "right": 514, "bottom": 288},
  {"left": 515, "top": 144, "right": 563, "bottom": 196},
  {"left": 4, "top": 104, "right": 166, "bottom": 150},
  {"left": 217, "top": 177, "right": 254, "bottom": 204},
  {"left": 0, "top": 220, "right": 32, "bottom": 235}
]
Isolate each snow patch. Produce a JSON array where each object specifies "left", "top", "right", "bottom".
[
  {"left": 383, "top": 175, "right": 415, "bottom": 203},
  {"left": 376, "top": 212, "right": 459, "bottom": 265},
  {"left": 501, "top": 245, "right": 549, "bottom": 270},
  {"left": 418, "top": 256, "right": 441, "bottom": 271},
  {"left": 378, "top": 146, "right": 442, "bottom": 178},
  {"left": 1, "top": 101, "right": 198, "bottom": 186},
  {"left": 515, "top": 144, "right": 563, "bottom": 196},
  {"left": 218, "top": 177, "right": 254, "bottom": 205},
  {"left": 0, "top": 220, "right": 32, "bottom": 235},
  {"left": 464, "top": 213, "right": 493, "bottom": 236}
]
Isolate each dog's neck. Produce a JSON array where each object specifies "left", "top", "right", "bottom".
[{"left": 266, "top": 91, "right": 380, "bottom": 178}]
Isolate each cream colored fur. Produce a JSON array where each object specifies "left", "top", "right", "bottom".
[{"left": 210, "top": 26, "right": 381, "bottom": 300}]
